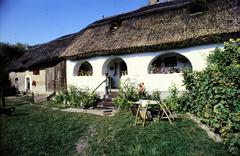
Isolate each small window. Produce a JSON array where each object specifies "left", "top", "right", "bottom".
[
  {"left": 33, "top": 70, "right": 40, "bottom": 75},
  {"left": 110, "top": 20, "right": 122, "bottom": 31},
  {"left": 78, "top": 61, "right": 93, "bottom": 76}
]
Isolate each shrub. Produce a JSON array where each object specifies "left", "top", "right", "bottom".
[
  {"left": 52, "top": 86, "right": 100, "bottom": 108},
  {"left": 114, "top": 80, "right": 163, "bottom": 110},
  {"left": 148, "top": 90, "right": 161, "bottom": 101},
  {"left": 113, "top": 80, "right": 139, "bottom": 110},
  {"left": 177, "top": 92, "right": 194, "bottom": 113},
  {"left": 163, "top": 84, "right": 179, "bottom": 111},
  {"left": 81, "top": 92, "right": 100, "bottom": 109},
  {"left": 180, "top": 38, "right": 240, "bottom": 155}
]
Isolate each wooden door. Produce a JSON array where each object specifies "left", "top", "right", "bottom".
[{"left": 45, "top": 60, "right": 66, "bottom": 93}]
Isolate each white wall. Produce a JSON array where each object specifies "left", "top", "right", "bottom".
[
  {"left": 67, "top": 57, "right": 107, "bottom": 93},
  {"left": 9, "top": 70, "right": 46, "bottom": 94},
  {"left": 66, "top": 44, "right": 223, "bottom": 94}
]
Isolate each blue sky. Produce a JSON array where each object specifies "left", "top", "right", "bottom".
[{"left": 0, "top": 0, "right": 147, "bottom": 45}]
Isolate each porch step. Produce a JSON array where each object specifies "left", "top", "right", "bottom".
[
  {"left": 109, "top": 91, "right": 119, "bottom": 95},
  {"left": 104, "top": 90, "right": 119, "bottom": 99},
  {"left": 103, "top": 98, "right": 113, "bottom": 102},
  {"left": 97, "top": 102, "right": 114, "bottom": 107},
  {"left": 104, "top": 94, "right": 118, "bottom": 99},
  {"left": 95, "top": 90, "right": 119, "bottom": 116}
]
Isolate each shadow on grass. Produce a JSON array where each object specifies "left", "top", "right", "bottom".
[
  {"left": 10, "top": 113, "right": 30, "bottom": 116},
  {"left": 14, "top": 102, "right": 31, "bottom": 106}
]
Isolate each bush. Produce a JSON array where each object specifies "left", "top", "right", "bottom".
[
  {"left": 52, "top": 86, "right": 100, "bottom": 108},
  {"left": 177, "top": 92, "right": 194, "bottom": 113},
  {"left": 113, "top": 80, "right": 139, "bottom": 110},
  {"left": 163, "top": 84, "right": 179, "bottom": 111},
  {"left": 113, "top": 79, "right": 162, "bottom": 110},
  {"left": 180, "top": 38, "right": 240, "bottom": 155}
]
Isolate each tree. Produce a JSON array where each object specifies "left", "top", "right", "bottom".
[{"left": 0, "top": 42, "right": 28, "bottom": 107}]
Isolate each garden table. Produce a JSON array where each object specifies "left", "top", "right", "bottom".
[{"left": 134, "top": 100, "right": 174, "bottom": 126}]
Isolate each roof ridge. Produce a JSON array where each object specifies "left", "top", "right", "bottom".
[{"left": 88, "top": 0, "right": 192, "bottom": 28}]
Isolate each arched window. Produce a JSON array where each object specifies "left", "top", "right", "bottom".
[
  {"left": 148, "top": 53, "right": 192, "bottom": 74},
  {"left": 77, "top": 61, "right": 93, "bottom": 76}
]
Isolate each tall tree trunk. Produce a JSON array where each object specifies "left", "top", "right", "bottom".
[{"left": 1, "top": 89, "right": 6, "bottom": 107}]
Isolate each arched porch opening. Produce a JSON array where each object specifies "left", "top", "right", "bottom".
[{"left": 102, "top": 57, "right": 128, "bottom": 89}]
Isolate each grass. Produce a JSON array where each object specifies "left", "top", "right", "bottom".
[
  {"left": 0, "top": 98, "right": 99, "bottom": 156},
  {"left": 87, "top": 112, "right": 230, "bottom": 156},
  {"left": 0, "top": 98, "right": 231, "bottom": 156}
]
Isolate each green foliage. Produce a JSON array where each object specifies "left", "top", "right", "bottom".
[
  {"left": 113, "top": 80, "right": 139, "bottom": 110},
  {"left": 113, "top": 80, "right": 162, "bottom": 110},
  {"left": 180, "top": 38, "right": 240, "bottom": 155},
  {"left": 0, "top": 42, "right": 28, "bottom": 71},
  {"left": 163, "top": 84, "right": 179, "bottom": 111},
  {"left": 177, "top": 92, "right": 195, "bottom": 113},
  {"left": 52, "top": 86, "right": 99, "bottom": 108},
  {"left": 0, "top": 42, "right": 28, "bottom": 89},
  {"left": 208, "top": 39, "right": 240, "bottom": 67},
  {"left": 148, "top": 90, "right": 161, "bottom": 101}
]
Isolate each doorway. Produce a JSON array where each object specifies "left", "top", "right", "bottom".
[
  {"left": 104, "top": 57, "right": 127, "bottom": 89},
  {"left": 26, "top": 77, "right": 31, "bottom": 93}
]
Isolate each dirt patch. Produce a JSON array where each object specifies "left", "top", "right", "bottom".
[
  {"left": 76, "top": 138, "right": 88, "bottom": 155},
  {"left": 75, "top": 126, "right": 97, "bottom": 155}
]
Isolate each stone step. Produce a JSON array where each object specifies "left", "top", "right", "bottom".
[
  {"left": 97, "top": 101, "right": 114, "bottom": 107},
  {"left": 104, "top": 94, "right": 118, "bottom": 99},
  {"left": 110, "top": 90, "right": 118, "bottom": 93},
  {"left": 109, "top": 91, "right": 118, "bottom": 95},
  {"left": 103, "top": 98, "right": 115, "bottom": 102}
]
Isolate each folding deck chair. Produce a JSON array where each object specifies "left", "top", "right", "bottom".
[
  {"left": 134, "top": 100, "right": 174, "bottom": 126},
  {"left": 134, "top": 100, "right": 153, "bottom": 126}
]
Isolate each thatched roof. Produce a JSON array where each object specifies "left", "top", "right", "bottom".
[
  {"left": 7, "top": 33, "right": 77, "bottom": 72},
  {"left": 8, "top": 0, "right": 240, "bottom": 72},
  {"left": 61, "top": 0, "right": 240, "bottom": 59}
]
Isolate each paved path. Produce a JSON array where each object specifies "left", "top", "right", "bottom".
[{"left": 61, "top": 107, "right": 118, "bottom": 116}]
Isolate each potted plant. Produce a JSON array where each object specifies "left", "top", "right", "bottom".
[
  {"left": 169, "top": 67, "right": 174, "bottom": 73},
  {"left": 149, "top": 65, "right": 154, "bottom": 74}
]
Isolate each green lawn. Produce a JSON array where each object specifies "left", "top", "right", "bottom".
[{"left": 0, "top": 98, "right": 230, "bottom": 156}]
